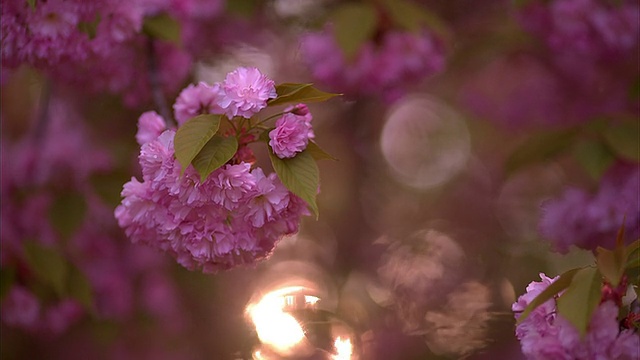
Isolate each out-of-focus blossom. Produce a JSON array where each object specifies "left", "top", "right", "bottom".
[
  {"left": 513, "top": 273, "right": 640, "bottom": 359},
  {"left": 219, "top": 67, "right": 277, "bottom": 119},
  {"left": 539, "top": 162, "right": 640, "bottom": 253},
  {"left": 423, "top": 281, "right": 492, "bottom": 357},
  {"left": 301, "top": 28, "right": 445, "bottom": 102}
]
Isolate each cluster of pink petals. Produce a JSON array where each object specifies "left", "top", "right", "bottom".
[
  {"left": 173, "top": 67, "right": 277, "bottom": 123},
  {"left": 301, "top": 28, "right": 445, "bottom": 102},
  {"left": 1, "top": 286, "right": 83, "bottom": 336},
  {"left": 269, "top": 104, "right": 314, "bottom": 159},
  {"left": 115, "top": 116, "right": 310, "bottom": 272},
  {"left": 173, "top": 82, "right": 224, "bottom": 125},
  {"left": 218, "top": 67, "right": 277, "bottom": 119},
  {"left": 513, "top": 273, "right": 640, "bottom": 359},
  {"left": 539, "top": 162, "right": 640, "bottom": 253},
  {"left": 517, "top": 0, "right": 640, "bottom": 61}
]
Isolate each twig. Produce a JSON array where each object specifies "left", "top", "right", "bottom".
[{"left": 146, "top": 38, "right": 175, "bottom": 128}]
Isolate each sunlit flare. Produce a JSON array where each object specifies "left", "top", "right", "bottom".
[
  {"left": 247, "top": 286, "right": 307, "bottom": 354},
  {"left": 333, "top": 336, "right": 353, "bottom": 360}
]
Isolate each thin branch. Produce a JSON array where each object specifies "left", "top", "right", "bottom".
[
  {"left": 147, "top": 38, "right": 175, "bottom": 128},
  {"left": 32, "top": 79, "right": 52, "bottom": 142}
]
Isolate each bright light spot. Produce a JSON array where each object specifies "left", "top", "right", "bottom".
[
  {"left": 247, "top": 287, "right": 306, "bottom": 354},
  {"left": 304, "top": 295, "right": 320, "bottom": 305},
  {"left": 333, "top": 337, "right": 353, "bottom": 360}
]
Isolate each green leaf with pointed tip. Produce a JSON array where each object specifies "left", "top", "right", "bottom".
[
  {"left": 49, "top": 192, "right": 87, "bottom": 239},
  {"left": 23, "top": 242, "right": 69, "bottom": 297},
  {"left": 557, "top": 267, "right": 602, "bottom": 337},
  {"left": 269, "top": 149, "right": 319, "bottom": 218},
  {"left": 142, "top": 13, "right": 181, "bottom": 45},
  {"left": 273, "top": 83, "right": 313, "bottom": 100},
  {"left": 596, "top": 247, "right": 624, "bottom": 287},
  {"left": 572, "top": 138, "right": 615, "bottom": 180},
  {"left": 517, "top": 268, "right": 581, "bottom": 324},
  {"left": 268, "top": 84, "right": 339, "bottom": 107},
  {"left": 174, "top": 114, "right": 221, "bottom": 174},
  {"left": 331, "top": 3, "right": 378, "bottom": 60},
  {"left": 603, "top": 120, "right": 640, "bottom": 162},
  {"left": 506, "top": 128, "right": 579, "bottom": 175},
  {"left": 306, "top": 141, "right": 338, "bottom": 161},
  {"left": 192, "top": 135, "right": 238, "bottom": 182},
  {"left": 67, "top": 265, "right": 94, "bottom": 314},
  {"left": 0, "top": 267, "right": 16, "bottom": 301},
  {"left": 626, "top": 240, "right": 640, "bottom": 269}
]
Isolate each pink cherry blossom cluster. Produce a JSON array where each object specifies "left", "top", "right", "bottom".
[
  {"left": 269, "top": 104, "right": 314, "bottom": 159},
  {"left": 301, "top": 28, "right": 445, "bottom": 102},
  {"left": 538, "top": 162, "right": 640, "bottom": 253},
  {"left": 116, "top": 67, "right": 314, "bottom": 273},
  {"left": 512, "top": 273, "right": 639, "bottom": 359}
]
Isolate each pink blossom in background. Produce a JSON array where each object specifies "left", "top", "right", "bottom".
[
  {"left": 173, "top": 82, "right": 224, "bottom": 125},
  {"left": 218, "top": 67, "right": 277, "bottom": 119},
  {"left": 513, "top": 273, "right": 640, "bottom": 359},
  {"left": 539, "top": 162, "right": 640, "bottom": 253},
  {"left": 268, "top": 109, "right": 314, "bottom": 159},
  {"left": 115, "top": 127, "right": 310, "bottom": 273},
  {"left": 301, "top": 28, "right": 445, "bottom": 102}
]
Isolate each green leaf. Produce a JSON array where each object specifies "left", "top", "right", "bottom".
[
  {"left": 225, "top": 0, "right": 259, "bottom": 16},
  {"left": 571, "top": 138, "right": 615, "bottom": 180},
  {"left": 174, "top": 114, "right": 222, "bottom": 174},
  {"left": 23, "top": 242, "right": 69, "bottom": 297},
  {"left": 78, "top": 14, "right": 101, "bottom": 40},
  {"left": 306, "top": 141, "right": 338, "bottom": 161},
  {"left": 603, "top": 120, "right": 640, "bottom": 162},
  {"left": 596, "top": 247, "right": 625, "bottom": 287},
  {"left": 192, "top": 135, "right": 238, "bottom": 182},
  {"left": 626, "top": 239, "right": 640, "bottom": 269},
  {"left": 142, "top": 13, "right": 181, "bottom": 45},
  {"left": 0, "top": 267, "right": 16, "bottom": 301},
  {"left": 268, "top": 83, "right": 339, "bottom": 107},
  {"left": 26, "top": 0, "right": 36, "bottom": 10},
  {"left": 557, "top": 267, "right": 602, "bottom": 337},
  {"left": 506, "top": 128, "right": 579, "bottom": 175},
  {"left": 269, "top": 149, "right": 320, "bottom": 218},
  {"left": 49, "top": 192, "right": 87, "bottom": 239},
  {"left": 66, "top": 265, "right": 94, "bottom": 313},
  {"left": 517, "top": 268, "right": 581, "bottom": 324},
  {"left": 331, "top": 3, "right": 378, "bottom": 59}
]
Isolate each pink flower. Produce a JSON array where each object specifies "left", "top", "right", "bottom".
[
  {"left": 539, "top": 162, "right": 640, "bottom": 253},
  {"left": 115, "top": 129, "right": 310, "bottom": 273},
  {"left": 218, "top": 67, "right": 277, "bottom": 119},
  {"left": 173, "top": 82, "right": 224, "bottom": 125},
  {"left": 513, "top": 273, "right": 640, "bottom": 359},
  {"left": 1, "top": 287, "right": 41, "bottom": 330},
  {"left": 136, "top": 111, "right": 167, "bottom": 145},
  {"left": 268, "top": 110, "right": 314, "bottom": 159}
]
